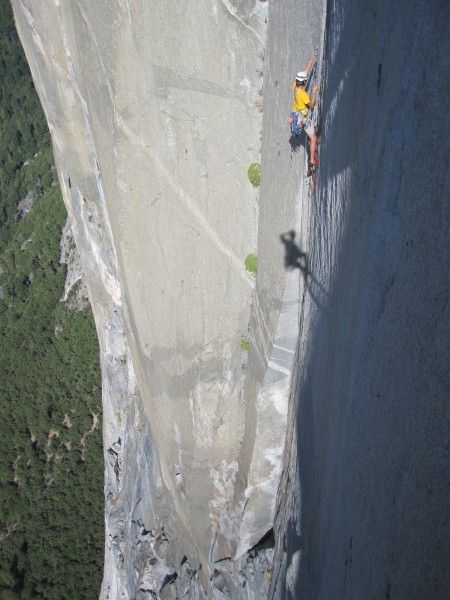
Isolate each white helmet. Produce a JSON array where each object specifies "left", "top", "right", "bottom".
[{"left": 296, "top": 71, "right": 308, "bottom": 82}]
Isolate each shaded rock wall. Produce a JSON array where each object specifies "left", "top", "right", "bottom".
[{"left": 268, "top": 1, "right": 450, "bottom": 599}]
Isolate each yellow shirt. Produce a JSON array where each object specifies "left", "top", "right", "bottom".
[{"left": 292, "top": 83, "right": 311, "bottom": 116}]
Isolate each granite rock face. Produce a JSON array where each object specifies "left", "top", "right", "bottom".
[
  {"left": 11, "top": 0, "right": 290, "bottom": 597},
  {"left": 13, "top": 0, "right": 449, "bottom": 598},
  {"left": 264, "top": 1, "right": 450, "bottom": 599}
]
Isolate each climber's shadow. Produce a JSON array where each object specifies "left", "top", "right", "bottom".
[
  {"left": 280, "top": 230, "right": 308, "bottom": 273},
  {"left": 289, "top": 133, "right": 303, "bottom": 152},
  {"left": 279, "top": 230, "right": 328, "bottom": 309}
]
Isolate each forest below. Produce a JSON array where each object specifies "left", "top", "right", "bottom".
[{"left": 0, "top": 1, "right": 104, "bottom": 598}]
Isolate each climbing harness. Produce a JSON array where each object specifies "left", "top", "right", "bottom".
[{"left": 288, "top": 111, "right": 310, "bottom": 136}]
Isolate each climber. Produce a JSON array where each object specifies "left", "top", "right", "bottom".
[{"left": 291, "top": 49, "right": 319, "bottom": 165}]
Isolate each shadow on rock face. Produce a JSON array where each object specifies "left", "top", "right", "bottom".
[
  {"left": 279, "top": 230, "right": 328, "bottom": 310},
  {"left": 279, "top": 230, "right": 308, "bottom": 272}
]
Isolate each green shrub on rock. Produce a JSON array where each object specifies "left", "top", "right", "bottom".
[
  {"left": 241, "top": 340, "right": 250, "bottom": 352},
  {"left": 247, "top": 162, "right": 261, "bottom": 187},
  {"left": 245, "top": 253, "right": 257, "bottom": 274}
]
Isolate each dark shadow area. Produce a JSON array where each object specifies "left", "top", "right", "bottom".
[
  {"left": 286, "top": 1, "right": 450, "bottom": 599},
  {"left": 279, "top": 230, "right": 308, "bottom": 272},
  {"left": 272, "top": 8, "right": 450, "bottom": 598},
  {"left": 248, "top": 528, "right": 275, "bottom": 556},
  {"left": 289, "top": 132, "right": 304, "bottom": 153},
  {"left": 160, "top": 572, "right": 177, "bottom": 592},
  {"left": 279, "top": 230, "right": 328, "bottom": 310}
]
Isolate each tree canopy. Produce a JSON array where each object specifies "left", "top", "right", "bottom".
[{"left": 0, "top": 1, "right": 104, "bottom": 597}]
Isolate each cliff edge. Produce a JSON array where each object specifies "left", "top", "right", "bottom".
[{"left": 11, "top": 0, "right": 294, "bottom": 597}]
